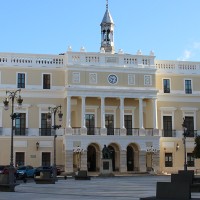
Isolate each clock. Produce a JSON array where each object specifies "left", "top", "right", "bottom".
[{"left": 108, "top": 74, "right": 118, "bottom": 84}]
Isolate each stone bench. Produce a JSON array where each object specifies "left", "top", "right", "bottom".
[
  {"left": 34, "top": 171, "right": 55, "bottom": 184},
  {"left": 74, "top": 170, "right": 90, "bottom": 180}
]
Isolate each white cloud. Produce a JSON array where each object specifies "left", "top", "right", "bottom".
[
  {"left": 177, "top": 50, "right": 192, "bottom": 61},
  {"left": 177, "top": 41, "right": 200, "bottom": 61}
]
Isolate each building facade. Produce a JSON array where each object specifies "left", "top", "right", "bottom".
[{"left": 0, "top": 3, "right": 199, "bottom": 174}]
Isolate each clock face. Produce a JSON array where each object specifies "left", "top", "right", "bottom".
[{"left": 108, "top": 74, "right": 118, "bottom": 84}]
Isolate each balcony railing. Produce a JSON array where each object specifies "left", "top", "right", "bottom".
[
  {"left": 107, "top": 128, "right": 122, "bottom": 135},
  {"left": 162, "top": 130, "right": 176, "bottom": 137},
  {"left": 14, "top": 128, "right": 28, "bottom": 136},
  {"left": 87, "top": 127, "right": 101, "bottom": 135},
  {"left": 186, "top": 130, "right": 197, "bottom": 137},
  {"left": 39, "top": 128, "right": 55, "bottom": 136}
]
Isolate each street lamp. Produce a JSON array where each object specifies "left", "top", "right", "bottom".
[
  {"left": 3, "top": 89, "right": 23, "bottom": 191},
  {"left": 73, "top": 146, "right": 84, "bottom": 171},
  {"left": 182, "top": 118, "right": 188, "bottom": 171},
  {"left": 47, "top": 105, "right": 63, "bottom": 180}
]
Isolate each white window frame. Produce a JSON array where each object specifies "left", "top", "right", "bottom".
[
  {"left": 42, "top": 73, "right": 52, "bottom": 89},
  {"left": 184, "top": 79, "right": 193, "bottom": 94},
  {"left": 162, "top": 78, "right": 171, "bottom": 93},
  {"left": 16, "top": 72, "right": 27, "bottom": 88}
]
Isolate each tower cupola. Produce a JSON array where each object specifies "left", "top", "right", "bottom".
[{"left": 100, "top": 0, "right": 115, "bottom": 53}]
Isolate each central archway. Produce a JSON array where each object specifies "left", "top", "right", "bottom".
[
  {"left": 87, "top": 143, "right": 100, "bottom": 172},
  {"left": 126, "top": 143, "right": 139, "bottom": 172}
]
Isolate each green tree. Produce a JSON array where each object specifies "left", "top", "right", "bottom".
[{"left": 193, "top": 136, "right": 200, "bottom": 158}]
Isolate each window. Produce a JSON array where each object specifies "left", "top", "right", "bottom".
[
  {"left": 15, "top": 152, "right": 25, "bottom": 167},
  {"left": 86, "top": 114, "right": 95, "bottom": 135},
  {"left": 15, "top": 113, "right": 26, "bottom": 135},
  {"left": 105, "top": 114, "right": 114, "bottom": 135},
  {"left": 165, "top": 153, "right": 173, "bottom": 167},
  {"left": 43, "top": 74, "right": 51, "bottom": 89},
  {"left": 163, "top": 116, "right": 173, "bottom": 137},
  {"left": 125, "top": 115, "right": 132, "bottom": 135},
  {"left": 185, "top": 80, "right": 192, "bottom": 94},
  {"left": 184, "top": 116, "right": 195, "bottom": 137},
  {"left": 187, "top": 153, "right": 194, "bottom": 167},
  {"left": 40, "top": 113, "right": 52, "bottom": 136},
  {"left": 17, "top": 73, "right": 25, "bottom": 88},
  {"left": 163, "top": 79, "right": 170, "bottom": 93}
]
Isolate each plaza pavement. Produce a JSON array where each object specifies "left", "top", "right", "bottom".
[{"left": 1, "top": 175, "right": 200, "bottom": 200}]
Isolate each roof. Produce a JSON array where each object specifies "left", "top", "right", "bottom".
[{"left": 101, "top": 9, "right": 114, "bottom": 24}]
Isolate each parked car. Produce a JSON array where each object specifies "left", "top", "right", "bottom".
[
  {"left": 16, "top": 165, "right": 35, "bottom": 179},
  {"left": 0, "top": 165, "right": 17, "bottom": 177},
  {"left": 34, "top": 166, "right": 53, "bottom": 177},
  {"left": 34, "top": 166, "right": 60, "bottom": 177}
]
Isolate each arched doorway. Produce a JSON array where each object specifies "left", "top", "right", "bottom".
[
  {"left": 126, "top": 143, "right": 139, "bottom": 172},
  {"left": 87, "top": 143, "right": 101, "bottom": 172},
  {"left": 107, "top": 143, "right": 120, "bottom": 172},
  {"left": 127, "top": 145, "right": 134, "bottom": 171}
]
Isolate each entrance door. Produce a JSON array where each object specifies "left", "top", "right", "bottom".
[
  {"left": 87, "top": 145, "right": 96, "bottom": 171},
  {"left": 15, "top": 152, "right": 25, "bottom": 166},
  {"left": 127, "top": 146, "right": 134, "bottom": 171},
  {"left": 42, "top": 152, "right": 51, "bottom": 166},
  {"left": 163, "top": 116, "right": 172, "bottom": 137},
  {"left": 105, "top": 114, "right": 114, "bottom": 135}
]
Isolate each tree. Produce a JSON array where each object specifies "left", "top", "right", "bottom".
[{"left": 193, "top": 136, "right": 200, "bottom": 158}]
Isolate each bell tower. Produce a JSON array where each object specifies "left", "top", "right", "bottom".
[{"left": 100, "top": 0, "right": 115, "bottom": 53}]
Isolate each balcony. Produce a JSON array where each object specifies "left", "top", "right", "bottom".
[
  {"left": 14, "top": 128, "right": 28, "bottom": 136},
  {"left": 87, "top": 127, "right": 101, "bottom": 135},
  {"left": 162, "top": 130, "right": 176, "bottom": 137},
  {"left": 69, "top": 127, "right": 159, "bottom": 136},
  {"left": 39, "top": 128, "right": 55, "bottom": 136}
]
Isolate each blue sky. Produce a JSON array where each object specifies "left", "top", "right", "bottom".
[{"left": 1, "top": 0, "right": 200, "bottom": 61}]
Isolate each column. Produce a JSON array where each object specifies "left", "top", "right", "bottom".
[
  {"left": 66, "top": 96, "right": 71, "bottom": 128},
  {"left": 152, "top": 98, "right": 158, "bottom": 129},
  {"left": 120, "top": 98, "right": 125, "bottom": 128},
  {"left": 80, "top": 151, "right": 87, "bottom": 171},
  {"left": 139, "top": 98, "right": 144, "bottom": 129},
  {"left": 139, "top": 150, "right": 147, "bottom": 172},
  {"left": 64, "top": 150, "right": 73, "bottom": 173},
  {"left": 81, "top": 96, "right": 87, "bottom": 135},
  {"left": 120, "top": 150, "right": 127, "bottom": 173},
  {"left": 81, "top": 96, "right": 86, "bottom": 128},
  {"left": 101, "top": 97, "right": 105, "bottom": 128}
]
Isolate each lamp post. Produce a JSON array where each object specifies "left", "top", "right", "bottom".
[
  {"left": 73, "top": 146, "right": 84, "bottom": 171},
  {"left": 182, "top": 118, "right": 188, "bottom": 171},
  {"left": 47, "top": 105, "right": 63, "bottom": 180},
  {"left": 3, "top": 89, "right": 23, "bottom": 191}
]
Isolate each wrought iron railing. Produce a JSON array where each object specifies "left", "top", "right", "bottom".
[{"left": 14, "top": 128, "right": 28, "bottom": 136}]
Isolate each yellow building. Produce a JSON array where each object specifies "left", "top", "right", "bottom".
[{"left": 0, "top": 3, "right": 199, "bottom": 175}]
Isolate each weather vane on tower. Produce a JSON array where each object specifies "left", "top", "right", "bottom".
[{"left": 106, "top": 0, "right": 108, "bottom": 10}]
